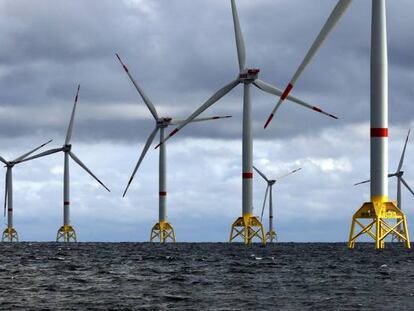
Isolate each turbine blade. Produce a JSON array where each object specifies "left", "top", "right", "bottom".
[
  {"left": 0, "top": 156, "right": 7, "bottom": 165},
  {"left": 65, "top": 85, "right": 80, "bottom": 145},
  {"left": 231, "top": 0, "right": 246, "bottom": 71},
  {"left": 115, "top": 53, "right": 158, "bottom": 120},
  {"left": 260, "top": 185, "right": 269, "bottom": 223},
  {"left": 397, "top": 129, "right": 411, "bottom": 172},
  {"left": 3, "top": 170, "right": 8, "bottom": 218},
  {"left": 354, "top": 179, "right": 370, "bottom": 186},
  {"left": 123, "top": 127, "right": 159, "bottom": 197},
  {"left": 14, "top": 147, "right": 64, "bottom": 164},
  {"left": 69, "top": 152, "right": 110, "bottom": 192},
  {"left": 253, "top": 165, "right": 269, "bottom": 182},
  {"left": 155, "top": 79, "right": 240, "bottom": 149},
  {"left": 263, "top": 0, "right": 351, "bottom": 128},
  {"left": 170, "top": 115, "right": 232, "bottom": 125},
  {"left": 401, "top": 177, "right": 414, "bottom": 197},
  {"left": 354, "top": 173, "right": 397, "bottom": 186},
  {"left": 276, "top": 168, "right": 302, "bottom": 181},
  {"left": 254, "top": 79, "right": 338, "bottom": 122},
  {"left": 13, "top": 139, "right": 53, "bottom": 163}
]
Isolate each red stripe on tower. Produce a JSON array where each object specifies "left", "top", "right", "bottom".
[
  {"left": 371, "top": 128, "right": 388, "bottom": 137},
  {"left": 281, "top": 83, "right": 293, "bottom": 100},
  {"left": 243, "top": 172, "right": 253, "bottom": 179},
  {"left": 159, "top": 191, "right": 167, "bottom": 196}
]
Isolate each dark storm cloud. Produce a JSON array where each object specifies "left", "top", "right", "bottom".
[{"left": 0, "top": 0, "right": 414, "bottom": 142}]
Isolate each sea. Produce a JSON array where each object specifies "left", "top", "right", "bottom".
[{"left": 0, "top": 243, "right": 413, "bottom": 310}]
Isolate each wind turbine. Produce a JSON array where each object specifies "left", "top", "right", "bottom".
[
  {"left": 0, "top": 140, "right": 52, "bottom": 242},
  {"left": 269, "top": 0, "right": 410, "bottom": 248},
  {"left": 115, "top": 53, "right": 232, "bottom": 243},
  {"left": 355, "top": 129, "right": 413, "bottom": 241},
  {"left": 254, "top": 165, "right": 301, "bottom": 242},
  {"left": 16, "top": 85, "right": 110, "bottom": 242},
  {"left": 155, "top": 0, "right": 337, "bottom": 244}
]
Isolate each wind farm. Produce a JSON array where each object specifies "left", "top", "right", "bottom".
[{"left": 1, "top": 0, "right": 414, "bottom": 309}]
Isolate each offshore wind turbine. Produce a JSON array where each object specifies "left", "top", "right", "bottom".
[
  {"left": 155, "top": 0, "right": 337, "bottom": 244},
  {"left": 116, "top": 53, "right": 231, "bottom": 243},
  {"left": 0, "top": 140, "right": 52, "bottom": 242},
  {"left": 269, "top": 0, "right": 410, "bottom": 248},
  {"left": 17, "top": 85, "right": 110, "bottom": 242},
  {"left": 254, "top": 165, "right": 301, "bottom": 243},
  {"left": 355, "top": 129, "right": 413, "bottom": 241}
]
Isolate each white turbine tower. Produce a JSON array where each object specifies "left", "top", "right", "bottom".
[
  {"left": 267, "top": 0, "right": 410, "bottom": 248},
  {"left": 116, "top": 53, "right": 232, "bottom": 243},
  {"left": 0, "top": 140, "right": 52, "bottom": 242},
  {"left": 254, "top": 165, "right": 301, "bottom": 242},
  {"left": 355, "top": 129, "right": 413, "bottom": 241},
  {"left": 155, "top": 0, "right": 337, "bottom": 244},
  {"left": 17, "top": 85, "right": 110, "bottom": 242}
]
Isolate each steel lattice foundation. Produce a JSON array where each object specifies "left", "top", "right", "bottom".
[
  {"left": 229, "top": 215, "right": 266, "bottom": 245},
  {"left": 348, "top": 201, "right": 410, "bottom": 249},
  {"left": 2, "top": 227, "right": 18, "bottom": 242},
  {"left": 56, "top": 225, "right": 77, "bottom": 242},
  {"left": 265, "top": 230, "right": 277, "bottom": 243},
  {"left": 150, "top": 221, "right": 175, "bottom": 243}
]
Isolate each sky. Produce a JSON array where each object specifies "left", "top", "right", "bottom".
[{"left": 1, "top": 0, "right": 414, "bottom": 242}]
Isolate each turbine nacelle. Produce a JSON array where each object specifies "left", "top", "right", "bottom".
[
  {"left": 63, "top": 144, "right": 72, "bottom": 152},
  {"left": 239, "top": 68, "right": 260, "bottom": 83},
  {"left": 269, "top": 180, "right": 276, "bottom": 185},
  {"left": 157, "top": 117, "right": 173, "bottom": 128}
]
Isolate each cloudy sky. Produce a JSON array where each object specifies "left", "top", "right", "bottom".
[{"left": 1, "top": 0, "right": 414, "bottom": 242}]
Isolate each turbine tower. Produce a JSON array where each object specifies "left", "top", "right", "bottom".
[
  {"left": 17, "top": 85, "right": 111, "bottom": 242},
  {"left": 267, "top": 0, "right": 409, "bottom": 248},
  {"left": 355, "top": 129, "right": 413, "bottom": 242},
  {"left": 254, "top": 165, "right": 301, "bottom": 242},
  {"left": 116, "top": 54, "right": 232, "bottom": 243},
  {"left": 0, "top": 140, "right": 52, "bottom": 242},
  {"left": 156, "top": 0, "right": 337, "bottom": 244}
]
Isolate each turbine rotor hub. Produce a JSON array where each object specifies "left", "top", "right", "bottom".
[
  {"left": 63, "top": 144, "right": 72, "bottom": 152},
  {"left": 157, "top": 117, "right": 172, "bottom": 128},
  {"left": 239, "top": 68, "right": 260, "bottom": 83}
]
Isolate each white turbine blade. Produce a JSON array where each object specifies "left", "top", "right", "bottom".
[
  {"left": 123, "top": 127, "right": 159, "bottom": 197},
  {"left": 65, "top": 85, "right": 80, "bottom": 145},
  {"left": 260, "top": 185, "right": 269, "bottom": 223},
  {"left": 253, "top": 165, "right": 269, "bottom": 182},
  {"left": 170, "top": 115, "right": 232, "bottom": 125},
  {"left": 401, "top": 177, "right": 414, "bottom": 197},
  {"left": 254, "top": 79, "right": 338, "bottom": 121},
  {"left": 0, "top": 156, "right": 7, "bottom": 165},
  {"left": 397, "top": 129, "right": 411, "bottom": 172},
  {"left": 13, "top": 139, "right": 53, "bottom": 163},
  {"left": 14, "top": 147, "right": 64, "bottom": 164},
  {"left": 69, "top": 152, "right": 110, "bottom": 192},
  {"left": 263, "top": 0, "right": 351, "bottom": 128},
  {"left": 276, "top": 167, "right": 302, "bottom": 181},
  {"left": 115, "top": 53, "right": 158, "bottom": 121},
  {"left": 3, "top": 170, "right": 8, "bottom": 218},
  {"left": 155, "top": 79, "right": 240, "bottom": 149},
  {"left": 354, "top": 173, "right": 397, "bottom": 186},
  {"left": 230, "top": 0, "right": 246, "bottom": 71}
]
